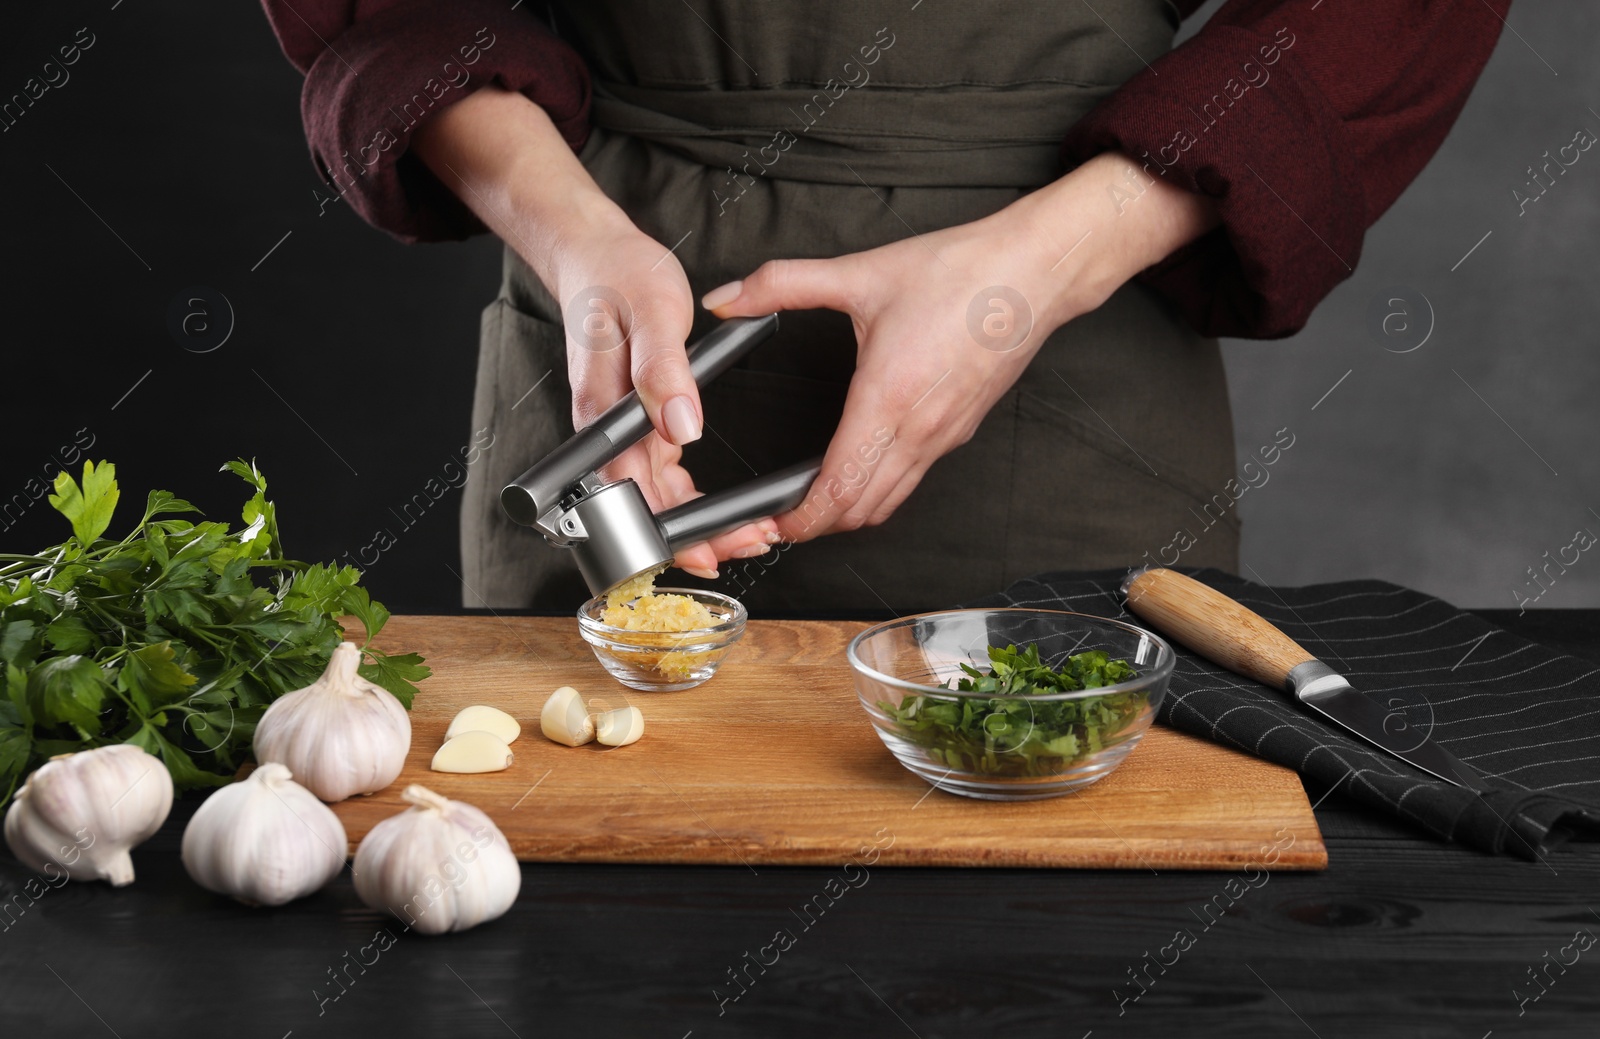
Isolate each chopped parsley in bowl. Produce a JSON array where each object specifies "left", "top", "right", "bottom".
[{"left": 848, "top": 611, "right": 1175, "bottom": 800}]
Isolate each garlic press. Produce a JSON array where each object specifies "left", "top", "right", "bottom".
[{"left": 500, "top": 314, "right": 822, "bottom": 596}]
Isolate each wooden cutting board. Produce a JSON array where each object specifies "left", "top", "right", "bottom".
[{"left": 330, "top": 616, "right": 1327, "bottom": 870}]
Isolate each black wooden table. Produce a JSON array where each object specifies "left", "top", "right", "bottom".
[{"left": 3, "top": 610, "right": 1597, "bottom": 1039}]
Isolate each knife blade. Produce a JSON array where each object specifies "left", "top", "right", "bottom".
[
  {"left": 1123, "top": 567, "right": 1487, "bottom": 792},
  {"left": 1284, "top": 659, "right": 1487, "bottom": 790}
]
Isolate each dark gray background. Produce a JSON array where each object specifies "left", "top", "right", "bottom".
[
  {"left": 1181, "top": 0, "right": 1600, "bottom": 612},
  {"left": 0, "top": 1, "right": 1593, "bottom": 612}
]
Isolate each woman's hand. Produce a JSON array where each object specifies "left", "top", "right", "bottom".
[
  {"left": 413, "top": 86, "right": 775, "bottom": 576},
  {"left": 543, "top": 213, "right": 781, "bottom": 575},
  {"left": 704, "top": 150, "right": 1220, "bottom": 542}
]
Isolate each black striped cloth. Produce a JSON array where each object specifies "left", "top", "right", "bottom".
[{"left": 967, "top": 568, "right": 1600, "bottom": 858}]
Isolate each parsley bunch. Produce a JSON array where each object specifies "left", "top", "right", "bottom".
[
  {"left": 882, "top": 643, "right": 1144, "bottom": 777},
  {"left": 0, "top": 460, "right": 429, "bottom": 809}
]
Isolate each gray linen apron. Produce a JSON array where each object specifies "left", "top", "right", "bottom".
[{"left": 460, "top": 0, "right": 1240, "bottom": 612}]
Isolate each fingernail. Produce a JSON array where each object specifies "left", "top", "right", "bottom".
[
  {"left": 663, "top": 395, "right": 702, "bottom": 445},
  {"left": 684, "top": 566, "right": 719, "bottom": 580},
  {"left": 731, "top": 543, "right": 771, "bottom": 558},
  {"left": 701, "top": 280, "right": 742, "bottom": 310},
  {"left": 765, "top": 530, "right": 782, "bottom": 544}
]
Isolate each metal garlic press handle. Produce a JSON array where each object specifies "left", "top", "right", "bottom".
[
  {"left": 658, "top": 458, "right": 823, "bottom": 549},
  {"left": 500, "top": 314, "right": 781, "bottom": 525}
]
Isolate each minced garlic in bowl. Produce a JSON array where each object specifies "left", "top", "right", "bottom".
[
  {"left": 600, "top": 567, "right": 718, "bottom": 636},
  {"left": 579, "top": 572, "right": 746, "bottom": 689}
]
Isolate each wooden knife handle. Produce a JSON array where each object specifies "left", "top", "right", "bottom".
[{"left": 1123, "top": 568, "right": 1316, "bottom": 690}]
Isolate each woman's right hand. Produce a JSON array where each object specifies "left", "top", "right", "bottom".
[
  {"left": 413, "top": 86, "right": 776, "bottom": 576},
  {"left": 549, "top": 214, "right": 780, "bottom": 575}
]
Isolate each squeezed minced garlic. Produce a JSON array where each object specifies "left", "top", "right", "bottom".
[
  {"left": 604, "top": 567, "right": 666, "bottom": 614},
  {"left": 600, "top": 568, "right": 720, "bottom": 680}
]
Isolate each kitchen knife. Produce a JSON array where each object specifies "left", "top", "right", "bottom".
[{"left": 1123, "top": 567, "right": 1487, "bottom": 792}]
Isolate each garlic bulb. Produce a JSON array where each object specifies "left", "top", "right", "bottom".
[
  {"left": 540, "top": 686, "right": 594, "bottom": 746},
  {"left": 181, "top": 763, "right": 347, "bottom": 906},
  {"left": 446, "top": 705, "right": 519, "bottom": 744},
  {"left": 253, "top": 641, "right": 411, "bottom": 802},
  {"left": 352, "top": 785, "right": 520, "bottom": 935},
  {"left": 3, "top": 744, "right": 174, "bottom": 886},
  {"left": 594, "top": 706, "right": 645, "bottom": 747},
  {"left": 431, "top": 731, "right": 513, "bottom": 774}
]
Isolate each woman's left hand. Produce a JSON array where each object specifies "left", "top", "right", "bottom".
[{"left": 703, "top": 151, "right": 1219, "bottom": 542}]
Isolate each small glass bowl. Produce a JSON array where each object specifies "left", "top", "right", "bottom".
[
  {"left": 847, "top": 609, "right": 1175, "bottom": 801},
  {"left": 577, "top": 587, "right": 748, "bottom": 691}
]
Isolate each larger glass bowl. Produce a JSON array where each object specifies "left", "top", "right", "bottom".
[
  {"left": 847, "top": 609, "right": 1175, "bottom": 800},
  {"left": 578, "top": 587, "right": 747, "bottom": 691}
]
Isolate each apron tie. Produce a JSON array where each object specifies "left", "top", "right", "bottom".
[{"left": 590, "top": 80, "right": 1114, "bottom": 188}]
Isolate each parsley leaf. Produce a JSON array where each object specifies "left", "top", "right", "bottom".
[
  {"left": 120, "top": 642, "right": 199, "bottom": 713},
  {"left": 359, "top": 652, "right": 427, "bottom": 709},
  {"left": 0, "top": 700, "right": 32, "bottom": 804},
  {"left": 338, "top": 583, "right": 391, "bottom": 645},
  {"left": 26, "top": 655, "right": 109, "bottom": 734},
  {"left": 48, "top": 459, "right": 121, "bottom": 546},
  {"left": 0, "top": 620, "right": 38, "bottom": 666}
]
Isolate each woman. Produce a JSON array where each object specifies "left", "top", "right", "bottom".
[{"left": 262, "top": 0, "right": 1505, "bottom": 611}]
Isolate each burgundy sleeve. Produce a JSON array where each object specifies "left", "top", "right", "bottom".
[
  {"left": 260, "top": 0, "right": 591, "bottom": 243},
  {"left": 1061, "top": 0, "right": 1509, "bottom": 339}
]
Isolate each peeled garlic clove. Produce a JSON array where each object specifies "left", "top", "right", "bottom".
[
  {"left": 253, "top": 641, "right": 411, "bottom": 802},
  {"left": 431, "top": 731, "right": 514, "bottom": 774},
  {"left": 446, "top": 705, "right": 519, "bottom": 744},
  {"left": 181, "top": 763, "right": 347, "bottom": 906},
  {"left": 3, "top": 744, "right": 174, "bottom": 887},
  {"left": 540, "top": 686, "right": 594, "bottom": 746},
  {"left": 352, "top": 784, "right": 520, "bottom": 936},
  {"left": 594, "top": 706, "right": 645, "bottom": 747}
]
